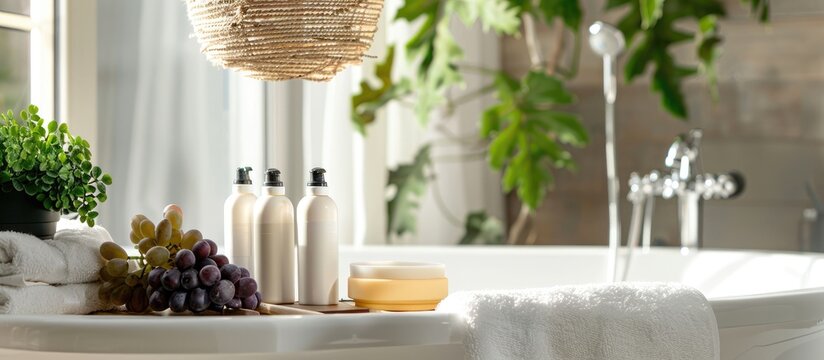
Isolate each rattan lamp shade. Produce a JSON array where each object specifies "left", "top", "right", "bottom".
[{"left": 184, "top": 0, "right": 384, "bottom": 82}]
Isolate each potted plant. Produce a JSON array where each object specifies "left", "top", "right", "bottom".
[{"left": 0, "top": 105, "right": 111, "bottom": 238}]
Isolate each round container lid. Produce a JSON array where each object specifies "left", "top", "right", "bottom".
[{"left": 350, "top": 261, "right": 445, "bottom": 280}]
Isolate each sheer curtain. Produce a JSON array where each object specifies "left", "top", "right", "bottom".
[
  {"left": 96, "top": 0, "right": 504, "bottom": 247},
  {"left": 96, "top": 0, "right": 264, "bottom": 246}
]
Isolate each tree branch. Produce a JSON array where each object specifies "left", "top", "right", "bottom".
[
  {"left": 507, "top": 204, "right": 532, "bottom": 245},
  {"left": 522, "top": 13, "right": 544, "bottom": 68},
  {"left": 525, "top": 227, "right": 538, "bottom": 245},
  {"left": 545, "top": 20, "right": 565, "bottom": 76},
  {"left": 445, "top": 83, "right": 497, "bottom": 116}
]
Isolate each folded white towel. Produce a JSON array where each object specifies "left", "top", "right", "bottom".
[
  {"left": 437, "top": 282, "right": 719, "bottom": 360},
  {"left": 0, "top": 282, "right": 111, "bottom": 314},
  {"left": 0, "top": 219, "right": 112, "bottom": 285}
]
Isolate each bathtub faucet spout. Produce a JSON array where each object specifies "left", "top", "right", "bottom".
[{"left": 627, "top": 129, "right": 744, "bottom": 253}]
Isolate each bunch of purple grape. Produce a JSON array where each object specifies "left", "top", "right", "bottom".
[{"left": 146, "top": 239, "right": 260, "bottom": 313}]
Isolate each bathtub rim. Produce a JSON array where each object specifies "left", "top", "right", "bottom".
[{"left": 341, "top": 245, "right": 824, "bottom": 330}]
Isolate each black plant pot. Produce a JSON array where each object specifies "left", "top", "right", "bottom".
[{"left": 0, "top": 190, "right": 60, "bottom": 239}]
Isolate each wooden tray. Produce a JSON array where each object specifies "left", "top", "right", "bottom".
[{"left": 92, "top": 301, "right": 370, "bottom": 316}]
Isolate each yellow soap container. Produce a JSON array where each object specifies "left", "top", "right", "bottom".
[{"left": 348, "top": 261, "right": 447, "bottom": 311}]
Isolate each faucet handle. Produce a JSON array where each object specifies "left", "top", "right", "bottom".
[
  {"left": 665, "top": 128, "right": 703, "bottom": 179},
  {"left": 700, "top": 171, "right": 745, "bottom": 200},
  {"left": 685, "top": 129, "right": 703, "bottom": 147}
]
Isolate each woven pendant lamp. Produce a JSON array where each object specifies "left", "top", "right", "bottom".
[{"left": 184, "top": 0, "right": 384, "bottom": 82}]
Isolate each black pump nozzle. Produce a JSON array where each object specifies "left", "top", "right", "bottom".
[
  {"left": 307, "top": 167, "right": 327, "bottom": 187},
  {"left": 264, "top": 168, "right": 284, "bottom": 187},
  {"left": 234, "top": 167, "right": 253, "bottom": 185}
]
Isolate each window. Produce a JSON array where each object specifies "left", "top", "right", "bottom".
[
  {"left": 92, "top": 0, "right": 503, "bottom": 247},
  {"left": 0, "top": 0, "right": 54, "bottom": 119}
]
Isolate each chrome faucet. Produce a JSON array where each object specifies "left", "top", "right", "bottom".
[{"left": 627, "top": 129, "right": 744, "bottom": 253}]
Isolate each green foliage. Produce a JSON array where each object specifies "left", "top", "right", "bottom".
[
  {"left": 386, "top": 144, "right": 431, "bottom": 237},
  {"left": 395, "top": 0, "right": 459, "bottom": 125},
  {"left": 537, "top": 0, "right": 583, "bottom": 30},
  {"left": 417, "top": 20, "right": 463, "bottom": 125},
  {"left": 449, "top": 0, "right": 520, "bottom": 34},
  {"left": 458, "top": 211, "right": 504, "bottom": 245},
  {"left": 507, "top": 0, "right": 582, "bottom": 30},
  {"left": 482, "top": 71, "right": 586, "bottom": 210},
  {"left": 697, "top": 15, "right": 722, "bottom": 100},
  {"left": 612, "top": 0, "right": 724, "bottom": 119},
  {"left": 390, "top": 0, "right": 521, "bottom": 125},
  {"left": 0, "top": 105, "right": 111, "bottom": 227},
  {"left": 612, "top": 0, "right": 768, "bottom": 119},
  {"left": 352, "top": 46, "right": 411, "bottom": 134},
  {"left": 639, "top": 0, "right": 665, "bottom": 29}
]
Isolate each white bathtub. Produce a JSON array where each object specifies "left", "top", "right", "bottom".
[
  {"left": 339, "top": 246, "right": 824, "bottom": 360},
  {"left": 1, "top": 246, "right": 823, "bottom": 359}
]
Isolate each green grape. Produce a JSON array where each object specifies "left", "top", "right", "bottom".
[
  {"left": 155, "top": 219, "right": 172, "bottom": 246},
  {"left": 181, "top": 229, "right": 203, "bottom": 250},
  {"left": 98, "top": 283, "right": 112, "bottom": 303},
  {"left": 139, "top": 219, "right": 156, "bottom": 239},
  {"left": 163, "top": 204, "right": 183, "bottom": 218},
  {"left": 100, "top": 242, "right": 128, "bottom": 260},
  {"left": 146, "top": 246, "right": 170, "bottom": 267},
  {"left": 170, "top": 229, "right": 183, "bottom": 245},
  {"left": 108, "top": 276, "right": 125, "bottom": 287},
  {"left": 125, "top": 271, "right": 140, "bottom": 287},
  {"left": 99, "top": 281, "right": 118, "bottom": 304},
  {"left": 164, "top": 209, "right": 183, "bottom": 230},
  {"left": 98, "top": 266, "right": 113, "bottom": 282},
  {"left": 138, "top": 237, "right": 155, "bottom": 255},
  {"left": 129, "top": 231, "right": 141, "bottom": 244},
  {"left": 110, "top": 284, "right": 132, "bottom": 306},
  {"left": 130, "top": 214, "right": 147, "bottom": 235},
  {"left": 106, "top": 258, "right": 129, "bottom": 278},
  {"left": 101, "top": 280, "right": 118, "bottom": 292}
]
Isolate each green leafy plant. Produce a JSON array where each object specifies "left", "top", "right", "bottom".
[
  {"left": 483, "top": 70, "right": 585, "bottom": 209},
  {"left": 459, "top": 211, "right": 504, "bottom": 245},
  {"left": 0, "top": 105, "right": 112, "bottom": 227},
  {"left": 386, "top": 144, "right": 431, "bottom": 237},
  {"left": 386, "top": 145, "right": 507, "bottom": 246},
  {"left": 352, "top": 46, "right": 411, "bottom": 133},
  {"left": 355, "top": 0, "right": 769, "bottom": 244},
  {"left": 614, "top": 0, "right": 769, "bottom": 118}
]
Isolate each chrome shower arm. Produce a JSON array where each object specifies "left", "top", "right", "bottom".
[{"left": 589, "top": 21, "right": 626, "bottom": 282}]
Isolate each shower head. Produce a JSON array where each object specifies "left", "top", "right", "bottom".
[
  {"left": 589, "top": 21, "right": 625, "bottom": 103},
  {"left": 588, "top": 22, "right": 625, "bottom": 58}
]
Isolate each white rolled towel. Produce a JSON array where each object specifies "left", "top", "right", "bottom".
[
  {"left": 0, "top": 282, "right": 111, "bottom": 314},
  {"left": 437, "top": 282, "right": 720, "bottom": 360},
  {"left": 0, "top": 219, "right": 112, "bottom": 286}
]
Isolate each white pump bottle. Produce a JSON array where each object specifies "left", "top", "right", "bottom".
[
  {"left": 253, "top": 168, "right": 296, "bottom": 304},
  {"left": 297, "top": 167, "right": 338, "bottom": 305},
  {"left": 224, "top": 167, "right": 257, "bottom": 271}
]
